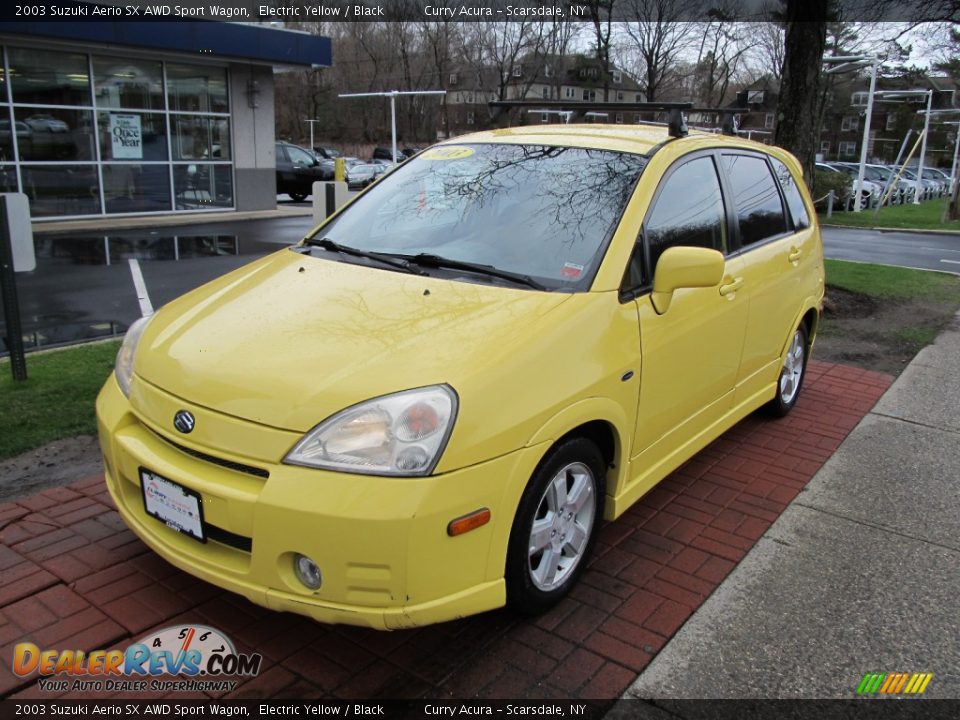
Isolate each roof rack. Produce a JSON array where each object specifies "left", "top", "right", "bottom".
[{"left": 489, "top": 100, "right": 751, "bottom": 139}]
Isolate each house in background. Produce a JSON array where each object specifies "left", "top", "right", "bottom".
[{"left": 444, "top": 54, "right": 645, "bottom": 134}]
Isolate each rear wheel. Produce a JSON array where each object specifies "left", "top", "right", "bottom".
[
  {"left": 767, "top": 324, "right": 808, "bottom": 417},
  {"left": 288, "top": 191, "right": 308, "bottom": 202},
  {"left": 506, "top": 437, "right": 605, "bottom": 615}
]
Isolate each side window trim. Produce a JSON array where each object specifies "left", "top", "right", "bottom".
[
  {"left": 620, "top": 150, "right": 728, "bottom": 302},
  {"left": 718, "top": 150, "right": 792, "bottom": 256}
]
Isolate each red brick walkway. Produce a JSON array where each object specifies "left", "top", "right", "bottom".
[{"left": 0, "top": 361, "right": 893, "bottom": 701}]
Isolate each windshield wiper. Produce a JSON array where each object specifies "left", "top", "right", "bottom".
[
  {"left": 304, "top": 237, "right": 425, "bottom": 275},
  {"left": 399, "top": 253, "right": 546, "bottom": 291}
]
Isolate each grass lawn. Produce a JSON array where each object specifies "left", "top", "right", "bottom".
[
  {"left": 819, "top": 259, "right": 960, "bottom": 374},
  {"left": 0, "top": 341, "right": 119, "bottom": 459},
  {"left": 819, "top": 198, "right": 960, "bottom": 231},
  {"left": 824, "top": 258, "right": 960, "bottom": 302}
]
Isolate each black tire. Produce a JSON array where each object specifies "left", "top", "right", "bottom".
[
  {"left": 766, "top": 324, "right": 809, "bottom": 417},
  {"left": 506, "top": 436, "right": 605, "bottom": 615},
  {"left": 288, "top": 191, "right": 308, "bottom": 202}
]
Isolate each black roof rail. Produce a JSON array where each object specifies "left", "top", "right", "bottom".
[
  {"left": 488, "top": 100, "right": 693, "bottom": 138},
  {"left": 689, "top": 107, "right": 744, "bottom": 136}
]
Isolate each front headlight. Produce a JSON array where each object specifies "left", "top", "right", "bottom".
[
  {"left": 284, "top": 385, "right": 458, "bottom": 476},
  {"left": 115, "top": 316, "right": 151, "bottom": 398}
]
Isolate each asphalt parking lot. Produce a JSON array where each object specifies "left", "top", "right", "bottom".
[{"left": 0, "top": 361, "right": 893, "bottom": 701}]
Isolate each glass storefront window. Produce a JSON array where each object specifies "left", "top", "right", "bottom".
[
  {"left": 173, "top": 164, "right": 232, "bottom": 210},
  {"left": 15, "top": 107, "right": 95, "bottom": 161},
  {"left": 171, "top": 115, "right": 230, "bottom": 160},
  {"left": 167, "top": 64, "right": 228, "bottom": 113},
  {"left": 103, "top": 164, "right": 171, "bottom": 214},
  {"left": 9, "top": 48, "right": 91, "bottom": 106},
  {"left": 2, "top": 46, "right": 233, "bottom": 217},
  {"left": 0, "top": 115, "right": 18, "bottom": 164},
  {"left": 0, "top": 162, "right": 17, "bottom": 192},
  {"left": 97, "top": 112, "right": 168, "bottom": 161},
  {"left": 93, "top": 57, "right": 164, "bottom": 110},
  {"left": 21, "top": 164, "right": 100, "bottom": 217}
]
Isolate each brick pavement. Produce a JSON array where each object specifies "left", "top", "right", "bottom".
[{"left": 0, "top": 361, "right": 893, "bottom": 701}]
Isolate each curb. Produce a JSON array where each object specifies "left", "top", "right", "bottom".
[{"left": 821, "top": 223, "right": 960, "bottom": 236}]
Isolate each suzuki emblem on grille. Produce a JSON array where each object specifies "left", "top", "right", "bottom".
[{"left": 173, "top": 410, "right": 196, "bottom": 434}]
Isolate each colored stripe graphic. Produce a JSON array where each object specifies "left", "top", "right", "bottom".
[{"left": 857, "top": 672, "right": 932, "bottom": 695}]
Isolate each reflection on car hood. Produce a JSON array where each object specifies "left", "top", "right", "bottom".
[{"left": 133, "top": 249, "right": 571, "bottom": 432}]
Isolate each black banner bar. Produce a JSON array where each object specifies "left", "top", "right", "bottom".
[
  {"left": 3, "top": 700, "right": 960, "bottom": 720},
  {"left": 0, "top": 0, "right": 955, "bottom": 23}
]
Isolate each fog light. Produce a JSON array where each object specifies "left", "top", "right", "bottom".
[{"left": 293, "top": 553, "right": 322, "bottom": 589}]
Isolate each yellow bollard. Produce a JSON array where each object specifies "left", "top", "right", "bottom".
[{"left": 334, "top": 158, "right": 346, "bottom": 182}]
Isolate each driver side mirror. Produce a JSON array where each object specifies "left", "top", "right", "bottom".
[{"left": 651, "top": 246, "right": 724, "bottom": 315}]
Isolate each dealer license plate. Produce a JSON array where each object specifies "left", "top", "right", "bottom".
[{"left": 140, "top": 468, "right": 206, "bottom": 542}]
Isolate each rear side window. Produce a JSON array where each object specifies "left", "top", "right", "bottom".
[
  {"left": 644, "top": 156, "right": 727, "bottom": 276},
  {"left": 722, "top": 154, "right": 788, "bottom": 247},
  {"left": 771, "top": 158, "right": 810, "bottom": 230}
]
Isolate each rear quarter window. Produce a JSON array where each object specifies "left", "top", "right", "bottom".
[
  {"left": 722, "top": 154, "right": 788, "bottom": 248},
  {"left": 771, "top": 157, "right": 810, "bottom": 230}
]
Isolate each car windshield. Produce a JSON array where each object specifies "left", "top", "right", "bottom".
[{"left": 310, "top": 143, "right": 647, "bottom": 290}]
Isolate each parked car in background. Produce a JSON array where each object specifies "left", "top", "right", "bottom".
[
  {"left": 897, "top": 168, "right": 935, "bottom": 201},
  {"left": 346, "top": 162, "right": 389, "bottom": 189},
  {"left": 918, "top": 168, "right": 949, "bottom": 197},
  {"left": 372, "top": 146, "right": 407, "bottom": 163},
  {"left": 840, "top": 163, "right": 915, "bottom": 204},
  {"left": 276, "top": 141, "right": 328, "bottom": 202},
  {"left": 98, "top": 122, "right": 823, "bottom": 629},
  {"left": 823, "top": 162, "right": 882, "bottom": 210},
  {"left": 313, "top": 146, "right": 341, "bottom": 160},
  {"left": 928, "top": 167, "right": 955, "bottom": 195}
]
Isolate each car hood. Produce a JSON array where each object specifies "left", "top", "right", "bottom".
[{"left": 134, "top": 248, "right": 572, "bottom": 432}]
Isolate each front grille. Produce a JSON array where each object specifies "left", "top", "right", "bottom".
[
  {"left": 149, "top": 428, "right": 270, "bottom": 479},
  {"left": 207, "top": 524, "right": 253, "bottom": 553}
]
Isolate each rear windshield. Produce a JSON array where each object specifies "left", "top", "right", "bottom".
[{"left": 309, "top": 143, "right": 648, "bottom": 290}]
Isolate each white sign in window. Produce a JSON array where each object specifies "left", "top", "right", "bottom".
[{"left": 109, "top": 113, "right": 143, "bottom": 159}]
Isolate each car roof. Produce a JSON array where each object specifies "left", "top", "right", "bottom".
[{"left": 437, "top": 123, "right": 795, "bottom": 161}]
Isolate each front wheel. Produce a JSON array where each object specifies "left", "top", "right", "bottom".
[
  {"left": 506, "top": 437, "right": 605, "bottom": 615},
  {"left": 766, "top": 324, "right": 808, "bottom": 417},
  {"left": 288, "top": 191, "right": 308, "bottom": 202}
]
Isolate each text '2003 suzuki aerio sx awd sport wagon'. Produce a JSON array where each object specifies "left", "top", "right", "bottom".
[{"left": 97, "top": 122, "right": 824, "bottom": 630}]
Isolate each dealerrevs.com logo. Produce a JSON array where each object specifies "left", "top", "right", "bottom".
[{"left": 12, "top": 625, "right": 262, "bottom": 694}]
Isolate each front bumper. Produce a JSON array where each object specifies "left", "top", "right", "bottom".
[{"left": 97, "top": 375, "right": 540, "bottom": 629}]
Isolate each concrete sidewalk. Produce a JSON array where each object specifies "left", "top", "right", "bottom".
[{"left": 624, "top": 313, "right": 960, "bottom": 701}]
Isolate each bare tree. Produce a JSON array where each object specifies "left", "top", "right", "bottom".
[
  {"left": 775, "top": 0, "right": 829, "bottom": 184},
  {"left": 542, "top": 20, "right": 585, "bottom": 100},
  {"left": 622, "top": 0, "right": 696, "bottom": 101},
  {"left": 465, "top": 22, "right": 547, "bottom": 123},
  {"left": 693, "top": 11, "right": 751, "bottom": 107},
  {"left": 753, "top": 22, "right": 786, "bottom": 81},
  {"left": 585, "top": 0, "right": 618, "bottom": 100}
]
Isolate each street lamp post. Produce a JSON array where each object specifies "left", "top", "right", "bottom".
[
  {"left": 338, "top": 90, "right": 447, "bottom": 163},
  {"left": 304, "top": 118, "right": 321, "bottom": 151},
  {"left": 824, "top": 56, "right": 881, "bottom": 212},
  {"left": 875, "top": 89, "right": 934, "bottom": 204}
]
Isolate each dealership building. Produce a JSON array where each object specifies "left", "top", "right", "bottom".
[{"left": 0, "top": 20, "right": 331, "bottom": 220}]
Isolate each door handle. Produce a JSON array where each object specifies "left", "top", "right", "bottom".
[
  {"left": 788, "top": 246, "right": 802, "bottom": 263},
  {"left": 719, "top": 277, "right": 743, "bottom": 296}
]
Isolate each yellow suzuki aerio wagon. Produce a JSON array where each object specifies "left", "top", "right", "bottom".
[{"left": 97, "top": 122, "right": 824, "bottom": 629}]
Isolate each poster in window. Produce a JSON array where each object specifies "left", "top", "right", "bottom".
[{"left": 109, "top": 114, "right": 142, "bottom": 159}]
